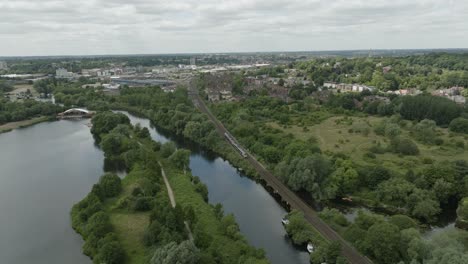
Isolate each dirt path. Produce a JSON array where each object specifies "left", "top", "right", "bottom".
[{"left": 158, "top": 161, "right": 194, "bottom": 241}]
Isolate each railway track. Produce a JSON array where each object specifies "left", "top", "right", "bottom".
[{"left": 188, "top": 86, "right": 373, "bottom": 264}]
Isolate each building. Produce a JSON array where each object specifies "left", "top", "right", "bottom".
[
  {"left": 323, "top": 82, "right": 338, "bottom": 89},
  {"left": 56, "top": 68, "right": 76, "bottom": 79},
  {"left": 0, "top": 61, "right": 8, "bottom": 70},
  {"left": 102, "top": 83, "right": 120, "bottom": 90},
  {"left": 190, "top": 57, "right": 196, "bottom": 66},
  {"left": 324, "top": 81, "right": 374, "bottom": 93}
]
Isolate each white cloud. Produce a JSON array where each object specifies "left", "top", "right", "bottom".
[{"left": 0, "top": 0, "right": 466, "bottom": 56}]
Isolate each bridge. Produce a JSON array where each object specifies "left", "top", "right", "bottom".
[
  {"left": 188, "top": 83, "right": 373, "bottom": 264},
  {"left": 57, "top": 108, "right": 95, "bottom": 119}
]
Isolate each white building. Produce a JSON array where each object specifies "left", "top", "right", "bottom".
[{"left": 56, "top": 68, "right": 76, "bottom": 79}]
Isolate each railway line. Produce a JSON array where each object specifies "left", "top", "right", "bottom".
[{"left": 188, "top": 86, "right": 373, "bottom": 264}]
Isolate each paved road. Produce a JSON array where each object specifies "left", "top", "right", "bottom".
[{"left": 188, "top": 88, "right": 372, "bottom": 264}]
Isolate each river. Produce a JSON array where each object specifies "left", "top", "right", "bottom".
[
  {"left": 0, "top": 113, "right": 309, "bottom": 264},
  {"left": 123, "top": 112, "right": 311, "bottom": 264}
]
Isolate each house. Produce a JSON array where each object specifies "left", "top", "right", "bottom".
[
  {"left": 382, "top": 66, "right": 392, "bottom": 73},
  {"left": 220, "top": 90, "right": 233, "bottom": 100},
  {"left": 323, "top": 82, "right": 338, "bottom": 89},
  {"left": 207, "top": 91, "right": 220, "bottom": 102}
]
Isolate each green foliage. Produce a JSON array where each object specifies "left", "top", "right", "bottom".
[
  {"left": 169, "top": 149, "right": 191, "bottom": 170},
  {"left": 91, "top": 111, "right": 130, "bottom": 142},
  {"left": 0, "top": 99, "right": 63, "bottom": 125},
  {"left": 364, "top": 222, "right": 401, "bottom": 264},
  {"left": 406, "top": 189, "right": 441, "bottom": 222},
  {"left": 399, "top": 95, "right": 462, "bottom": 126},
  {"left": 160, "top": 142, "right": 176, "bottom": 158},
  {"left": 285, "top": 210, "right": 326, "bottom": 246},
  {"left": 449, "top": 118, "right": 468, "bottom": 134},
  {"left": 93, "top": 233, "right": 125, "bottom": 264},
  {"left": 98, "top": 173, "right": 122, "bottom": 198},
  {"left": 457, "top": 198, "right": 468, "bottom": 221},
  {"left": 275, "top": 154, "right": 332, "bottom": 201},
  {"left": 388, "top": 215, "right": 417, "bottom": 230},
  {"left": 390, "top": 137, "right": 420, "bottom": 155},
  {"left": 150, "top": 240, "right": 199, "bottom": 264}
]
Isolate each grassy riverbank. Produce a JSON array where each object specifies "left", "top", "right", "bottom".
[{"left": 0, "top": 116, "right": 50, "bottom": 133}]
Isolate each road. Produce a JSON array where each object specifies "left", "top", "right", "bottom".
[{"left": 188, "top": 86, "right": 372, "bottom": 264}]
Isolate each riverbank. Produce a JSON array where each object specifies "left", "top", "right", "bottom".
[{"left": 0, "top": 116, "right": 51, "bottom": 133}]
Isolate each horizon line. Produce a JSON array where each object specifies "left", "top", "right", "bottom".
[{"left": 1, "top": 48, "right": 468, "bottom": 59}]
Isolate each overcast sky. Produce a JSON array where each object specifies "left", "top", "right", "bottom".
[{"left": 0, "top": 0, "right": 467, "bottom": 56}]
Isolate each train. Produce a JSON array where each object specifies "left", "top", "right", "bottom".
[{"left": 224, "top": 132, "right": 248, "bottom": 158}]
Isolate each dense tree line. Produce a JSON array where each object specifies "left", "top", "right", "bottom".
[
  {"left": 320, "top": 209, "right": 468, "bottom": 264},
  {"left": 0, "top": 99, "right": 63, "bottom": 125},
  {"left": 296, "top": 53, "right": 468, "bottom": 90}
]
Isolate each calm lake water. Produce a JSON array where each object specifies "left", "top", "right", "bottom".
[{"left": 0, "top": 120, "right": 100, "bottom": 264}]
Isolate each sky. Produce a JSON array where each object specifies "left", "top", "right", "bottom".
[{"left": 0, "top": 0, "right": 467, "bottom": 56}]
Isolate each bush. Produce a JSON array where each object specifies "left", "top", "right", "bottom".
[
  {"left": 449, "top": 117, "right": 468, "bottom": 134},
  {"left": 390, "top": 137, "right": 419, "bottom": 156},
  {"left": 133, "top": 197, "right": 153, "bottom": 211}
]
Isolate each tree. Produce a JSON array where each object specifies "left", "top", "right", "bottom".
[
  {"left": 364, "top": 222, "right": 401, "bottom": 264},
  {"left": 161, "top": 142, "right": 176, "bottom": 158},
  {"left": 330, "top": 159, "right": 359, "bottom": 196},
  {"left": 169, "top": 149, "right": 191, "bottom": 172},
  {"left": 100, "top": 132, "right": 128, "bottom": 157},
  {"left": 406, "top": 189, "right": 440, "bottom": 222},
  {"left": 150, "top": 240, "right": 199, "bottom": 264},
  {"left": 98, "top": 173, "right": 122, "bottom": 198},
  {"left": 376, "top": 178, "right": 415, "bottom": 208},
  {"left": 86, "top": 212, "right": 112, "bottom": 239},
  {"left": 91, "top": 111, "right": 130, "bottom": 142},
  {"left": 93, "top": 234, "right": 125, "bottom": 264},
  {"left": 389, "top": 215, "right": 417, "bottom": 230}
]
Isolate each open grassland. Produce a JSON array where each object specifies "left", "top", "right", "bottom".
[{"left": 268, "top": 115, "right": 468, "bottom": 172}]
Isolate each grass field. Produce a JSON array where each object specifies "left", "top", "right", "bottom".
[
  {"left": 268, "top": 115, "right": 468, "bottom": 172},
  {"left": 106, "top": 167, "right": 151, "bottom": 264}
]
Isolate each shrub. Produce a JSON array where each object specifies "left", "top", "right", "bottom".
[
  {"left": 449, "top": 117, "right": 468, "bottom": 134},
  {"left": 390, "top": 137, "right": 420, "bottom": 156},
  {"left": 133, "top": 197, "right": 153, "bottom": 211}
]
